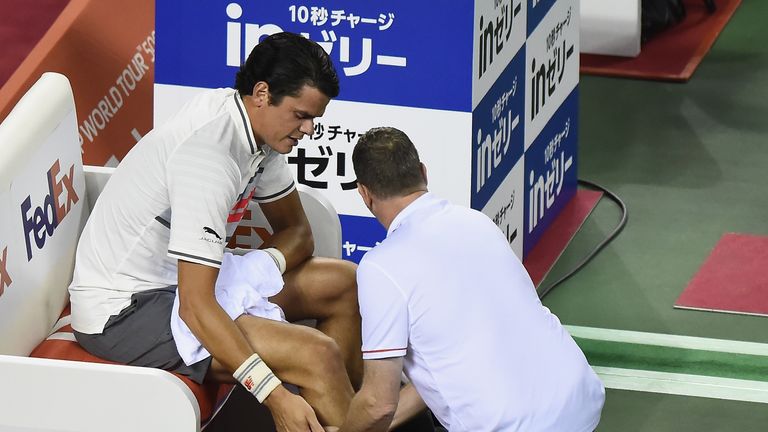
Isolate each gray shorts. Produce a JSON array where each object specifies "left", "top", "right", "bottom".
[{"left": 73, "top": 287, "right": 212, "bottom": 384}]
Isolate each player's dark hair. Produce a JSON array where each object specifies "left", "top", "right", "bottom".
[{"left": 234, "top": 32, "right": 339, "bottom": 104}]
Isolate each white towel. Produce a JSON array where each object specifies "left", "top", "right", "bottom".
[{"left": 171, "top": 249, "right": 286, "bottom": 365}]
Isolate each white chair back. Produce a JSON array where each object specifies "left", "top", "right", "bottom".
[{"left": 0, "top": 73, "right": 88, "bottom": 356}]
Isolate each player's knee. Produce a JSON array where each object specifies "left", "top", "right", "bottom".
[
  {"left": 333, "top": 259, "right": 357, "bottom": 289},
  {"left": 324, "top": 260, "right": 359, "bottom": 310},
  {"left": 303, "top": 331, "right": 346, "bottom": 378},
  {"left": 337, "top": 260, "right": 358, "bottom": 299}
]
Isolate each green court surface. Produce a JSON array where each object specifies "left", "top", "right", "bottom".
[
  {"left": 542, "top": 0, "right": 768, "bottom": 428},
  {"left": 598, "top": 389, "right": 768, "bottom": 431}
]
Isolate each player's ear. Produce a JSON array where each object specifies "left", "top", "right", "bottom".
[
  {"left": 252, "top": 82, "right": 269, "bottom": 107},
  {"left": 420, "top": 163, "right": 428, "bottom": 186}
]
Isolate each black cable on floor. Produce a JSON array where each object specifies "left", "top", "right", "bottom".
[{"left": 537, "top": 179, "right": 628, "bottom": 300}]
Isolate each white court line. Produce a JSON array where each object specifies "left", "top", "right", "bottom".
[
  {"left": 674, "top": 304, "right": 768, "bottom": 319},
  {"left": 566, "top": 325, "right": 768, "bottom": 357},
  {"left": 595, "top": 366, "right": 768, "bottom": 404}
]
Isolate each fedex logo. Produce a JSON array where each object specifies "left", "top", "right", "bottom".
[
  {"left": 20, "top": 160, "right": 79, "bottom": 261},
  {"left": 0, "top": 246, "right": 11, "bottom": 297}
]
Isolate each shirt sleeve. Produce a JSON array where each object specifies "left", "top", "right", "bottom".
[
  {"left": 166, "top": 136, "right": 241, "bottom": 268},
  {"left": 252, "top": 151, "right": 295, "bottom": 203},
  {"left": 357, "top": 259, "right": 409, "bottom": 360}
]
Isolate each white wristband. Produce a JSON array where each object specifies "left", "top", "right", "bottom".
[
  {"left": 262, "top": 247, "right": 287, "bottom": 274},
  {"left": 234, "top": 353, "right": 282, "bottom": 403}
]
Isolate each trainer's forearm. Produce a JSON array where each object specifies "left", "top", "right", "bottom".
[
  {"left": 338, "top": 389, "right": 396, "bottom": 432},
  {"left": 388, "top": 384, "right": 427, "bottom": 430}
]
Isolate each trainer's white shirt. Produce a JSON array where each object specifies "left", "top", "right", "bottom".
[
  {"left": 69, "top": 88, "right": 295, "bottom": 334},
  {"left": 357, "top": 193, "right": 605, "bottom": 432}
]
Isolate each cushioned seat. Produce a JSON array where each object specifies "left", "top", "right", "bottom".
[{"left": 29, "top": 305, "right": 233, "bottom": 426}]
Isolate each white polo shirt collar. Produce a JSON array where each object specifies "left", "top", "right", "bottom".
[{"left": 231, "top": 91, "right": 260, "bottom": 156}]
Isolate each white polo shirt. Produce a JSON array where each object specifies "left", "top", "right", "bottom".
[
  {"left": 69, "top": 88, "right": 295, "bottom": 334},
  {"left": 357, "top": 193, "right": 605, "bottom": 432}
]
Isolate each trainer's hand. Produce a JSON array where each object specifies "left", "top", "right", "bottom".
[
  {"left": 324, "top": 427, "right": 339, "bottom": 432},
  {"left": 264, "top": 386, "right": 324, "bottom": 432}
]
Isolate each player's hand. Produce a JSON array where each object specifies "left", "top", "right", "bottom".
[
  {"left": 324, "top": 427, "right": 339, "bottom": 432},
  {"left": 264, "top": 386, "right": 324, "bottom": 432}
]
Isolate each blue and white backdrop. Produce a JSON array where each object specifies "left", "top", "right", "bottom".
[{"left": 154, "top": 0, "right": 579, "bottom": 263}]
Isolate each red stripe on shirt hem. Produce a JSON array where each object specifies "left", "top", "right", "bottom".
[{"left": 362, "top": 347, "right": 407, "bottom": 354}]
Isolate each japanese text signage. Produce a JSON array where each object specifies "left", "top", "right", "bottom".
[
  {"left": 471, "top": 49, "right": 526, "bottom": 211},
  {"left": 523, "top": 88, "right": 578, "bottom": 256},
  {"left": 155, "top": 0, "right": 579, "bottom": 262},
  {"left": 156, "top": 1, "right": 474, "bottom": 111}
]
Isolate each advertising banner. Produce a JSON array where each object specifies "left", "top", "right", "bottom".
[
  {"left": 524, "top": 0, "right": 579, "bottom": 150},
  {"left": 471, "top": 48, "right": 526, "bottom": 211},
  {"left": 0, "top": 0, "right": 155, "bottom": 167},
  {"left": 0, "top": 108, "right": 86, "bottom": 353},
  {"left": 472, "top": 0, "right": 527, "bottom": 109},
  {"left": 156, "top": 0, "right": 579, "bottom": 262},
  {"left": 154, "top": 87, "right": 471, "bottom": 217},
  {"left": 157, "top": 1, "right": 474, "bottom": 112},
  {"left": 524, "top": 87, "right": 578, "bottom": 256},
  {"left": 480, "top": 158, "right": 525, "bottom": 257},
  {"left": 527, "top": 0, "right": 560, "bottom": 35}
]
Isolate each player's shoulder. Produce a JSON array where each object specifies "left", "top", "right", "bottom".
[{"left": 169, "top": 88, "right": 236, "bottom": 129}]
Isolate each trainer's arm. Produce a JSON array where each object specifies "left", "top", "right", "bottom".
[
  {"left": 259, "top": 189, "right": 314, "bottom": 269},
  {"left": 388, "top": 384, "right": 428, "bottom": 431},
  {"left": 337, "top": 357, "right": 403, "bottom": 432}
]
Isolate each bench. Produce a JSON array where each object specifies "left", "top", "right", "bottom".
[
  {"left": 0, "top": 72, "right": 342, "bottom": 431},
  {"left": 581, "top": 0, "right": 641, "bottom": 57}
]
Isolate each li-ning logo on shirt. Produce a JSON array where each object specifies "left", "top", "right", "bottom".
[{"left": 200, "top": 226, "right": 223, "bottom": 244}]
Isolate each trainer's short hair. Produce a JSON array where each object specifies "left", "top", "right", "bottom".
[
  {"left": 234, "top": 32, "right": 339, "bottom": 104},
  {"left": 352, "top": 127, "right": 425, "bottom": 199}
]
